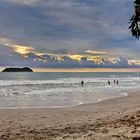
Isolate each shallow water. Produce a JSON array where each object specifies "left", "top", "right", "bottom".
[{"left": 0, "top": 72, "right": 139, "bottom": 108}]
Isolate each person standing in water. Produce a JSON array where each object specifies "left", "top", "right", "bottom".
[
  {"left": 114, "top": 80, "right": 116, "bottom": 84},
  {"left": 81, "top": 81, "right": 84, "bottom": 87},
  {"left": 108, "top": 80, "right": 110, "bottom": 85},
  {"left": 116, "top": 80, "right": 119, "bottom": 85}
]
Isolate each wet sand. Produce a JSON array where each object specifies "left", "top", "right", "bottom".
[{"left": 0, "top": 90, "right": 140, "bottom": 140}]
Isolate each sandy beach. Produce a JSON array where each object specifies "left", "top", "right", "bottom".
[{"left": 0, "top": 90, "right": 140, "bottom": 140}]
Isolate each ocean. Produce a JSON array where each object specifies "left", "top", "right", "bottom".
[{"left": 0, "top": 72, "right": 140, "bottom": 108}]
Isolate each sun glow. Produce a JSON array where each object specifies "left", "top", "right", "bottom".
[
  {"left": 11, "top": 45, "right": 33, "bottom": 55},
  {"left": 129, "top": 60, "right": 140, "bottom": 65},
  {"left": 67, "top": 54, "right": 83, "bottom": 61},
  {"left": 33, "top": 68, "right": 140, "bottom": 72}
]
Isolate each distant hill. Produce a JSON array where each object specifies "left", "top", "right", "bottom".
[{"left": 2, "top": 67, "right": 33, "bottom": 72}]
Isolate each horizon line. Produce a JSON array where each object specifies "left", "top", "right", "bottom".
[{"left": 1, "top": 67, "right": 140, "bottom": 72}]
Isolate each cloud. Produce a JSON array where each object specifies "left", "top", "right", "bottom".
[
  {"left": 2, "top": 41, "right": 140, "bottom": 68},
  {"left": 5, "top": 0, "right": 39, "bottom": 5},
  {"left": 0, "top": 36, "right": 140, "bottom": 68},
  {"left": 86, "top": 50, "right": 109, "bottom": 55},
  {"left": 0, "top": 0, "right": 140, "bottom": 68}
]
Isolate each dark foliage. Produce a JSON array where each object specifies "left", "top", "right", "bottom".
[{"left": 129, "top": 0, "right": 140, "bottom": 39}]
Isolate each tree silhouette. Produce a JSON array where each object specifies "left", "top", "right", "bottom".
[{"left": 129, "top": 0, "right": 140, "bottom": 39}]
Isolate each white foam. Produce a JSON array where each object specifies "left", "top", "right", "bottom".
[{"left": 121, "top": 93, "right": 128, "bottom": 96}]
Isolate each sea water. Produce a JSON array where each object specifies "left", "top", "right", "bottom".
[{"left": 0, "top": 72, "right": 140, "bottom": 108}]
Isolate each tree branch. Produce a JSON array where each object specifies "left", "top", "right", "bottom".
[{"left": 129, "top": 0, "right": 140, "bottom": 39}]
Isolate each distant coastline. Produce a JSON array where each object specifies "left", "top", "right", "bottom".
[{"left": 2, "top": 67, "right": 33, "bottom": 72}]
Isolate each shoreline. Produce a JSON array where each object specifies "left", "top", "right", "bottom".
[
  {"left": 0, "top": 92, "right": 128, "bottom": 110},
  {"left": 0, "top": 91, "right": 128, "bottom": 110}
]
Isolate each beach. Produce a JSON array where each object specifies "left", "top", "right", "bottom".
[
  {"left": 0, "top": 90, "right": 140, "bottom": 140},
  {"left": 0, "top": 0, "right": 140, "bottom": 139}
]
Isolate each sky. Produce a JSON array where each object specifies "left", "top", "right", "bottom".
[{"left": 0, "top": 0, "right": 140, "bottom": 69}]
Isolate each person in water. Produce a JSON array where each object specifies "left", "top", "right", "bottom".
[
  {"left": 114, "top": 80, "right": 116, "bottom": 84},
  {"left": 108, "top": 80, "right": 110, "bottom": 85},
  {"left": 81, "top": 81, "right": 84, "bottom": 86}
]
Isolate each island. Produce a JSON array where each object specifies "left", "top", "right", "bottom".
[{"left": 2, "top": 67, "right": 33, "bottom": 72}]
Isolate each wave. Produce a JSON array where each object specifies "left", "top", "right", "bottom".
[{"left": 0, "top": 76, "right": 140, "bottom": 86}]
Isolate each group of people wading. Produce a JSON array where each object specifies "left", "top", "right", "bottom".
[
  {"left": 108, "top": 80, "right": 119, "bottom": 85},
  {"left": 81, "top": 79, "right": 119, "bottom": 87}
]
